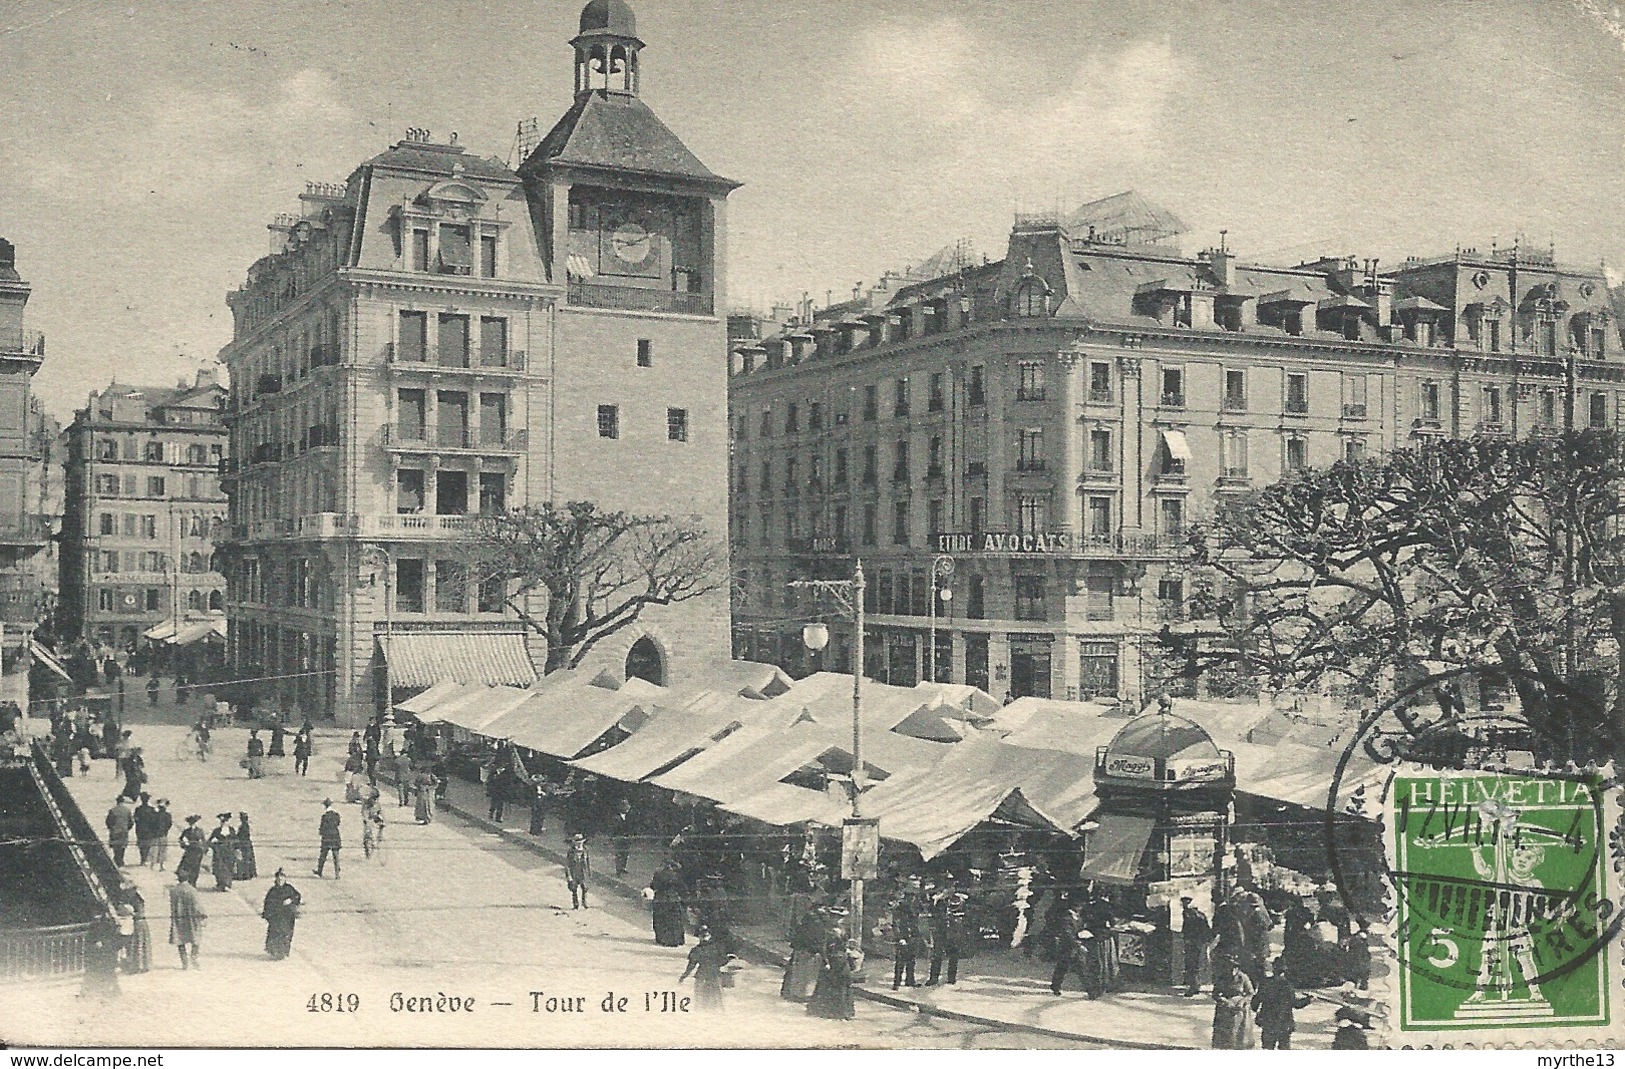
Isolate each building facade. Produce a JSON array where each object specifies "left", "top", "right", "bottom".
[
  {"left": 59, "top": 373, "right": 229, "bottom": 649},
  {"left": 728, "top": 194, "right": 1624, "bottom": 705},
  {"left": 0, "top": 239, "right": 53, "bottom": 643},
  {"left": 219, "top": 0, "right": 737, "bottom": 726}
]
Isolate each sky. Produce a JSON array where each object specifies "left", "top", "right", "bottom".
[{"left": 2, "top": 0, "right": 1624, "bottom": 420}]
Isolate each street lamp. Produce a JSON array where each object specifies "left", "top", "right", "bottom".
[
  {"left": 926, "top": 554, "right": 954, "bottom": 684},
  {"left": 790, "top": 561, "right": 870, "bottom": 965}
]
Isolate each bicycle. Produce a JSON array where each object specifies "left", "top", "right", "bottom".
[{"left": 173, "top": 729, "right": 212, "bottom": 762}]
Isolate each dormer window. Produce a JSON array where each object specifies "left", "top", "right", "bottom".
[{"left": 1014, "top": 275, "right": 1050, "bottom": 317}]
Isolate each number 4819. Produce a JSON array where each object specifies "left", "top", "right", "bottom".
[{"left": 308, "top": 993, "right": 360, "bottom": 1012}]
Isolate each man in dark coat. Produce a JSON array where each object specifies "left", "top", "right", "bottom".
[
  {"left": 133, "top": 794, "right": 160, "bottom": 867},
  {"left": 293, "top": 725, "right": 313, "bottom": 777},
  {"left": 261, "top": 869, "right": 303, "bottom": 960},
  {"left": 608, "top": 799, "right": 632, "bottom": 875},
  {"left": 486, "top": 764, "right": 509, "bottom": 823},
  {"left": 314, "top": 799, "right": 342, "bottom": 879},
  {"left": 890, "top": 894, "right": 921, "bottom": 990},
  {"left": 564, "top": 832, "right": 591, "bottom": 909},
  {"left": 1252, "top": 956, "right": 1312, "bottom": 1049},
  {"left": 926, "top": 890, "right": 969, "bottom": 986},
  {"left": 105, "top": 797, "right": 133, "bottom": 867},
  {"left": 168, "top": 871, "right": 206, "bottom": 969},
  {"left": 1181, "top": 895, "right": 1212, "bottom": 996},
  {"left": 1049, "top": 908, "right": 1084, "bottom": 995}
]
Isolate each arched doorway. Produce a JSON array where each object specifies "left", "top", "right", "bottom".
[{"left": 625, "top": 636, "right": 666, "bottom": 686}]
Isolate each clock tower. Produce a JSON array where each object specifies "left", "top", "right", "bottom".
[{"left": 520, "top": 0, "right": 740, "bottom": 687}]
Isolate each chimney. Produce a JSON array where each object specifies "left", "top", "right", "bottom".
[{"left": 195, "top": 368, "right": 220, "bottom": 391}]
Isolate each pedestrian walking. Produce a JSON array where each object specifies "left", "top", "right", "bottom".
[
  {"left": 647, "top": 862, "right": 687, "bottom": 946},
  {"left": 105, "top": 796, "right": 133, "bottom": 867},
  {"left": 176, "top": 814, "right": 206, "bottom": 885},
  {"left": 315, "top": 799, "right": 341, "bottom": 879},
  {"left": 245, "top": 730, "right": 265, "bottom": 779},
  {"left": 890, "top": 896, "right": 920, "bottom": 990},
  {"left": 609, "top": 798, "right": 631, "bottom": 875},
  {"left": 1180, "top": 895, "right": 1212, "bottom": 996},
  {"left": 412, "top": 768, "right": 436, "bottom": 823},
  {"left": 133, "top": 793, "right": 159, "bottom": 867},
  {"left": 1211, "top": 960, "right": 1257, "bottom": 1050},
  {"left": 167, "top": 871, "right": 206, "bottom": 970},
  {"left": 1331, "top": 1006, "right": 1373, "bottom": 1050},
  {"left": 268, "top": 720, "right": 286, "bottom": 759},
  {"left": 565, "top": 832, "right": 591, "bottom": 909},
  {"left": 121, "top": 749, "right": 145, "bottom": 810},
  {"left": 395, "top": 750, "right": 414, "bottom": 807},
  {"left": 293, "top": 725, "right": 312, "bottom": 777},
  {"left": 365, "top": 805, "right": 386, "bottom": 864},
  {"left": 1079, "top": 896, "right": 1120, "bottom": 999},
  {"left": 486, "top": 762, "right": 508, "bottom": 823},
  {"left": 680, "top": 926, "right": 731, "bottom": 1013},
  {"left": 146, "top": 676, "right": 161, "bottom": 707},
  {"left": 781, "top": 909, "right": 825, "bottom": 1001},
  {"left": 261, "top": 869, "right": 302, "bottom": 960},
  {"left": 1050, "top": 908, "right": 1085, "bottom": 995},
  {"left": 152, "top": 799, "right": 173, "bottom": 871},
  {"left": 1252, "top": 957, "right": 1312, "bottom": 1050},
  {"left": 235, "top": 812, "right": 258, "bottom": 880},
  {"left": 362, "top": 791, "right": 381, "bottom": 858},
  {"left": 807, "top": 925, "right": 855, "bottom": 1020},
  {"left": 118, "top": 883, "right": 152, "bottom": 974},
  {"left": 529, "top": 781, "right": 550, "bottom": 837},
  {"left": 207, "top": 814, "right": 235, "bottom": 891}
]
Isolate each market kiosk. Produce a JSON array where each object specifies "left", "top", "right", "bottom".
[{"left": 1082, "top": 700, "right": 1236, "bottom": 987}]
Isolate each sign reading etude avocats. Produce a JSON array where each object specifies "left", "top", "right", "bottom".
[{"left": 934, "top": 531, "right": 1071, "bottom": 555}]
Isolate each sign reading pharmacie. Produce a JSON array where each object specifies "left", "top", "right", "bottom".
[{"left": 934, "top": 530, "right": 1072, "bottom": 555}]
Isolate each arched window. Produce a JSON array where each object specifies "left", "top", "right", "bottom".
[
  {"left": 1014, "top": 277, "right": 1050, "bottom": 317},
  {"left": 187, "top": 590, "right": 203, "bottom": 612},
  {"left": 208, "top": 590, "right": 224, "bottom": 612},
  {"left": 188, "top": 551, "right": 205, "bottom": 573},
  {"left": 625, "top": 636, "right": 666, "bottom": 686}
]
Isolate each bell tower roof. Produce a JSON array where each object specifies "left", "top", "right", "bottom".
[{"left": 577, "top": 0, "right": 639, "bottom": 39}]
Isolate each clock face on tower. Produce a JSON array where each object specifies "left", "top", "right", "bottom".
[{"left": 598, "top": 209, "right": 665, "bottom": 279}]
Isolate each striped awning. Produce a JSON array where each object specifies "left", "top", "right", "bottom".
[{"left": 379, "top": 632, "right": 538, "bottom": 689}]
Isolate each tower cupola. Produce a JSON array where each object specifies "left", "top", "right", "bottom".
[{"left": 573, "top": 0, "right": 643, "bottom": 97}]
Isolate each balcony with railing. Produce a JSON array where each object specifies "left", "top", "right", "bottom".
[
  {"left": 0, "top": 328, "right": 45, "bottom": 359},
  {"left": 1341, "top": 403, "right": 1368, "bottom": 420},
  {"left": 385, "top": 344, "right": 527, "bottom": 374},
  {"left": 1160, "top": 392, "right": 1186, "bottom": 409},
  {"left": 568, "top": 281, "right": 713, "bottom": 316},
  {"left": 237, "top": 512, "right": 491, "bottom": 542},
  {"left": 379, "top": 426, "right": 528, "bottom": 455}
]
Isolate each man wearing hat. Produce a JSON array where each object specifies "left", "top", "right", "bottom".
[
  {"left": 151, "top": 799, "right": 173, "bottom": 871},
  {"left": 133, "top": 793, "right": 159, "bottom": 867},
  {"left": 1180, "top": 894, "right": 1211, "bottom": 996},
  {"left": 1331, "top": 1006, "right": 1372, "bottom": 1050},
  {"left": 104, "top": 795, "right": 133, "bottom": 867},
  {"left": 167, "top": 869, "right": 206, "bottom": 970},
  {"left": 565, "top": 832, "right": 591, "bottom": 909},
  {"left": 315, "top": 799, "right": 342, "bottom": 879}
]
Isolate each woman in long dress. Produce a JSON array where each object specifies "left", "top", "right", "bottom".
[
  {"left": 207, "top": 815, "right": 235, "bottom": 891},
  {"left": 680, "top": 927, "right": 731, "bottom": 1012},
  {"left": 118, "top": 884, "right": 152, "bottom": 974},
  {"left": 235, "top": 812, "right": 258, "bottom": 880},
  {"left": 807, "top": 933, "right": 855, "bottom": 1020},
  {"left": 268, "top": 721, "right": 287, "bottom": 758},
  {"left": 781, "top": 910, "right": 826, "bottom": 1002},
  {"left": 176, "top": 816, "right": 207, "bottom": 885},
  {"left": 648, "top": 863, "right": 688, "bottom": 947},
  {"left": 413, "top": 769, "right": 435, "bottom": 824},
  {"left": 261, "top": 869, "right": 302, "bottom": 960}
]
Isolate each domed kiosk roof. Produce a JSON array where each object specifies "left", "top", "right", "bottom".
[
  {"left": 1095, "top": 709, "right": 1232, "bottom": 788},
  {"left": 1104, "top": 713, "right": 1220, "bottom": 764},
  {"left": 579, "top": 0, "right": 637, "bottom": 37}
]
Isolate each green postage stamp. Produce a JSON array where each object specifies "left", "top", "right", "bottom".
[{"left": 1385, "top": 769, "right": 1625, "bottom": 1046}]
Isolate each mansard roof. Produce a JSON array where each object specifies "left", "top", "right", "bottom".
[{"left": 524, "top": 92, "right": 737, "bottom": 189}]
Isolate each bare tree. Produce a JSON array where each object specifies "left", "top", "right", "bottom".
[
  {"left": 1179, "top": 430, "right": 1625, "bottom": 758},
  {"left": 470, "top": 502, "right": 724, "bottom": 674}
]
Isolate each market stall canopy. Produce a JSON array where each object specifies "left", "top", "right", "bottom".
[
  {"left": 571, "top": 691, "right": 802, "bottom": 783},
  {"left": 687, "top": 657, "right": 794, "bottom": 698},
  {"left": 719, "top": 781, "right": 848, "bottom": 828},
  {"left": 396, "top": 680, "right": 471, "bottom": 718},
  {"left": 378, "top": 632, "right": 538, "bottom": 689},
  {"left": 142, "top": 621, "right": 178, "bottom": 642},
  {"left": 27, "top": 638, "right": 71, "bottom": 682},
  {"left": 650, "top": 721, "right": 838, "bottom": 804},
  {"left": 434, "top": 685, "right": 535, "bottom": 734},
  {"left": 911, "top": 682, "right": 1001, "bottom": 718},
  {"left": 171, "top": 619, "right": 226, "bottom": 646},
  {"left": 1079, "top": 813, "right": 1157, "bottom": 885},
  {"left": 480, "top": 674, "right": 651, "bottom": 758}
]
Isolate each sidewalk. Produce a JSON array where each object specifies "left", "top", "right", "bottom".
[{"left": 423, "top": 767, "right": 1354, "bottom": 1050}]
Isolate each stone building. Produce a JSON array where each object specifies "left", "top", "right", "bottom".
[
  {"left": 0, "top": 239, "right": 53, "bottom": 646},
  {"left": 728, "top": 193, "right": 1623, "bottom": 705},
  {"left": 218, "top": 0, "right": 737, "bottom": 725},
  {"left": 59, "top": 372, "right": 229, "bottom": 649}
]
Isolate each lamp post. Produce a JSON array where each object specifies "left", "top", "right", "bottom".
[
  {"left": 791, "top": 560, "right": 869, "bottom": 965},
  {"left": 360, "top": 545, "right": 393, "bottom": 721},
  {"left": 926, "top": 554, "right": 954, "bottom": 684}
]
